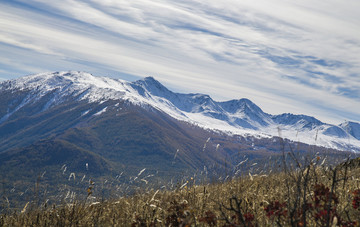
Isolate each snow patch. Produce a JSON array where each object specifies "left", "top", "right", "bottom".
[
  {"left": 94, "top": 107, "right": 108, "bottom": 116},
  {"left": 81, "top": 110, "right": 90, "bottom": 116}
]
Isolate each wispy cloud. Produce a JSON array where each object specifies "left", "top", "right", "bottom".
[{"left": 0, "top": 0, "right": 359, "bottom": 124}]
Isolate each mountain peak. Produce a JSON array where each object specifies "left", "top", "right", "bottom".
[
  {"left": 9, "top": 71, "right": 102, "bottom": 90},
  {"left": 133, "top": 76, "right": 171, "bottom": 97},
  {"left": 271, "top": 113, "right": 324, "bottom": 127},
  {"left": 219, "top": 98, "right": 264, "bottom": 114},
  {"left": 340, "top": 121, "right": 360, "bottom": 140},
  {"left": 143, "top": 76, "right": 157, "bottom": 82},
  {"left": 138, "top": 76, "right": 163, "bottom": 86}
]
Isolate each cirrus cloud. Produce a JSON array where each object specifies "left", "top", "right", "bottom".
[{"left": 0, "top": 0, "right": 359, "bottom": 124}]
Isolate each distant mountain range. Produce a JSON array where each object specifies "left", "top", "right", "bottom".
[
  {"left": 0, "top": 71, "right": 358, "bottom": 204},
  {"left": 2, "top": 71, "right": 358, "bottom": 151}
]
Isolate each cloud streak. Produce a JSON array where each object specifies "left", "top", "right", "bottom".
[{"left": 0, "top": 0, "right": 359, "bottom": 124}]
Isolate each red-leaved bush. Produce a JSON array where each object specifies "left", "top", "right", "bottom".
[{"left": 352, "top": 189, "right": 360, "bottom": 210}]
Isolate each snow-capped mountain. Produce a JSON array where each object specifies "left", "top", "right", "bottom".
[
  {"left": 340, "top": 121, "right": 360, "bottom": 140},
  {"left": 1, "top": 71, "right": 359, "bottom": 152}
]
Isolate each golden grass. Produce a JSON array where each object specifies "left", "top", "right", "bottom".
[{"left": 1, "top": 158, "right": 360, "bottom": 226}]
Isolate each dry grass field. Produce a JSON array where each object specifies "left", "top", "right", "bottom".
[{"left": 1, "top": 155, "right": 360, "bottom": 226}]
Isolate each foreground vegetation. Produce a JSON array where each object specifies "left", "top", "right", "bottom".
[{"left": 1, "top": 155, "right": 360, "bottom": 226}]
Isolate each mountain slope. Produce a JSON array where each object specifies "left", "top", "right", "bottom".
[{"left": 1, "top": 71, "right": 359, "bottom": 152}]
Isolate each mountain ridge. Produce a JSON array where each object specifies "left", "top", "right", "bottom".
[{"left": 1, "top": 71, "right": 360, "bottom": 152}]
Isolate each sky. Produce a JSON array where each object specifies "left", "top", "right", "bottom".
[{"left": 1, "top": 0, "right": 360, "bottom": 124}]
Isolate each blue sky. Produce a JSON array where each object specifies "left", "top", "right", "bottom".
[{"left": 1, "top": 0, "right": 360, "bottom": 124}]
